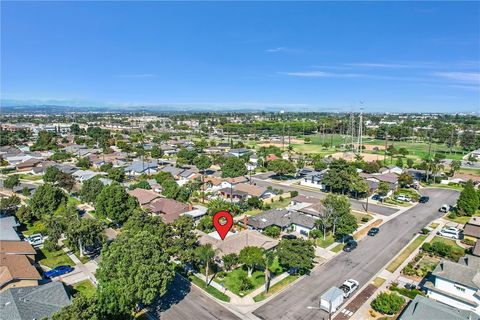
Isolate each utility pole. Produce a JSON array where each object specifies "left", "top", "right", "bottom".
[{"left": 358, "top": 109, "right": 363, "bottom": 156}]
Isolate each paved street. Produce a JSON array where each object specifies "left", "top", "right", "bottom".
[
  {"left": 251, "top": 176, "right": 399, "bottom": 216},
  {"left": 252, "top": 188, "right": 459, "bottom": 320},
  {"left": 154, "top": 274, "right": 242, "bottom": 320}
]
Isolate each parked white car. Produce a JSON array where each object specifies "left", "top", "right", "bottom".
[
  {"left": 437, "top": 228, "right": 461, "bottom": 240},
  {"left": 439, "top": 204, "right": 451, "bottom": 213},
  {"left": 396, "top": 195, "right": 411, "bottom": 202},
  {"left": 339, "top": 279, "right": 359, "bottom": 298},
  {"left": 26, "top": 233, "right": 44, "bottom": 247}
]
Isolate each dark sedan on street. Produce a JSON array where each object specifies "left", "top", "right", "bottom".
[
  {"left": 343, "top": 240, "right": 358, "bottom": 252},
  {"left": 419, "top": 196, "right": 430, "bottom": 203},
  {"left": 368, "top": 227, "right": 380, "bottom": 236}
]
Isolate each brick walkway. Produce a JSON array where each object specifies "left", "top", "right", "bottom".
[{"left": 334, "top": 284, "right": 377, "bottom": 320}]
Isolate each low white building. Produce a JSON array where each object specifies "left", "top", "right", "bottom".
[{"left": 426, "top": 255, "right": 480, "bottom": 315}]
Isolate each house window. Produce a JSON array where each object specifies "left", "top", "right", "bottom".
[{"left": 454, "top": 284, "right": 466, "bottom": 292}]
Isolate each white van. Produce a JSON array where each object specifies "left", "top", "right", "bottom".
[{"left": 437, "top": 228, "right": 461, "bottom": 240}]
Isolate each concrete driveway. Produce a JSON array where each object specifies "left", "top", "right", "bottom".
[{"left": 252, "top": 188, "right": 459, "bottom": 320}]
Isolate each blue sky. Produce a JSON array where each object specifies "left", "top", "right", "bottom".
[{"left": 1, "top": 1, "right": 479, "bottom": 112}]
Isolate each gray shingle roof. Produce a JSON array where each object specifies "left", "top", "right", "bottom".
[
  {"left": 0, "top": 282, "right": 71, "bottom": 320},
  {"left": 248, "top": 209, "right": 316, "bottom": 230},
  {"left": 432, "top": 257, "right": 480, "bottom": 289},
  {"left": 399, "top": 295, "right": 479, "bottom": 320}
]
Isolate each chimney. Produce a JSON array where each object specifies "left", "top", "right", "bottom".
[{"left": 188, "top": 203, "right": 193, "bottom": 211}]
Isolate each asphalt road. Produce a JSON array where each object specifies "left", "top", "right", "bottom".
[
  {"left": 253, "top": 188, "right": 459, "bottom": 320},
  {"left": 153, "top": 274, "right": 241, "bottom": 320},
  {"left": 251, "top": 176, "right": 399, "bottom": 216}
]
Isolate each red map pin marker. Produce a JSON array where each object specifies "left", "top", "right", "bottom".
[{"left": 213, "top": 211, "right": 233, "bottom": 240}]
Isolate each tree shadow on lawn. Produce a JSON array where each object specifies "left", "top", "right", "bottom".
[{"left": 151, "top": 273, "right": 191, "bottom": 314}]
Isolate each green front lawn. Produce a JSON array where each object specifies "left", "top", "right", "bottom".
[
  {"left": 223, "top": 268, "right": 265, "bottom": 296},
  {"left": 269, "top": 198, "right": 291, "bottom": 209},
  {"left": 352, "top": 211, "right": 372, "bottom": 224},
  {"left": 253, "top": 275, "right": 299, "bottom": 302},
  {"left": 430, "top": 236, "right": 465, "bottom": 256},
  {"left": 71, "top": 279, "right": 96, "bottom": 298},
  {"left": 38, "top": 247, "right": 75, "bottom": 269},
  {"left": 386, "top": 235, "right": 427, "bottom": 273},
  {"left": 444, "top": 212, "right": 480, "bottom": 225},
  {"left": 315, "top": 233, "right": 335, "bottom": 248},
  {"left": 16, "top": 173, "right": 43, "bottom": 181},
  {"left": 244, "top": 209, "right": 263, "bottom": 216},
  {"left": 331, "top": 243, "right": 345, "bottom": 253},
  {"left": 189, "top": 275, "right": 230, "bottom": 302}
]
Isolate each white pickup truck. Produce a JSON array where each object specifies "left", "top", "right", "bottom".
[{"left": 339, "top": 279, "right": 359, "bottom": 298}]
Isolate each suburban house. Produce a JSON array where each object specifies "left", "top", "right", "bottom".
[
  {"left": 247, "top": 208, "right": 316, "bottom": 236},
  {"left": 233, "top": 183, "right": 275, "bottom": 199},
  {"left": 398, "top": 294, "right": 479, "bottom": 320},
  {"left": 196, "top": 229, "right": 278, "bottom": 258},
  {"left": 265, "top": 154, "right": 279, "bottom": 162},
  {"left": 0, "top": 281, "right": 72, "bottom": 320},
  {"left": 177, "top": 169, "right": 198, "bottom": 186},
  {"left": 464, "top": 217, "right": 480, "bottom": 239},
  {"left": 0, "top": 217, "right": 21, "bottom": 241},
  {"left": 145, "top": 198, "right": 190, "bottom": 223},
  {"left": 183, "top": 204, "right": 208, "bottom": 221},
  {"left": 425, "top": 254, "right": 480, "bottom": 315},
  {"left": 299, "top": 170, "right": 326, "bottom": 190},
  {"left": 218, "top": 182, "right": 275, "bottom": 202},
  {"left": 73, "top": 169, "right": 105, "bottom": 182},
  {"left": 290, "top": 194, "right": 319, "bottom": 208},
  {"left": 128, "top": 188, "right": 161, "bottom": 206},
  {"left": 218, "top": 187, "right": 249, "bottom": 202},
  {"left": 15, "top": 158, "right": 42, "bottom": 172},
  {"left": 204, "top": 177, "right": 223, "bottom": 193},
  {"left": 228, "top": 148, "right": 251, "bottom": 157},
  {"left": 360, "top": 172, "right": 399, "bottom": 195},
  {"left": 160, "top": 144, "right": 178, "bottom": 156},
  {"left": 220, "top": 176, "right": 249, "bottom": 189},
  {"left": 124, "top": 160, "right": 159, "bottom": 176},
  {"left": 160, "top": 165, "right": 185, "bottom": 179},
  {"left": 379, "top": 165, "right": 403, "bottom": 175},
  {"left": 0, "top": 241, "right": 41, "bottom": 292}
]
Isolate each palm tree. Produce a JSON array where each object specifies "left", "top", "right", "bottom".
[
  {"left": 263, "top": 251, "right": 276, "bottom": 293},
  {"left": 195, "top": 244, "right": 216, "bottom": 285}
]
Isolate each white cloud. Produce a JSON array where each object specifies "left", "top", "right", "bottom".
[
  {"left": 279, "top": 71, "right": 362, "bottom": 78},
  {"left": 266, "top": 47, "right": 287, "bottom": 53},
  {"left": 433, "top": 72, "right": 480, "bottom": 84}
]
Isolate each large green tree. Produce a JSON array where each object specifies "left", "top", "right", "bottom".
[
  {"left": 277, "top": 238, "right": 315, "bottom": 275},
  {"left": 457, "top": 180, "right": 479, "bottom": 216},
  {"left": 4, "top": 175, "right": 20, "bottom": 189},
  {"left": 96, "top": 230, "right": 175, "bottom": 318},
  {"left": 221, "top": 157, "right": 247, "bottom": 178},
  {"left": 239, "top": 246, "right": 264, "bottom": 277},
  {"left": 95, "top": 183, "right": 138, "bottom": 224},
  {"left": 322, "top": 159, "right": 358, "bottom": 194},
  {"left": 267, "top": 159, "right": 296, "bottom": 176},
  {"left": 51, "top": 295, "right": 99, "bottom": 320},
  {"left": 80, "top": 178, "right": 105, "bottom": 204},
  {"left": 30, "top": 184, "right": 67, "bottom": 217}
]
